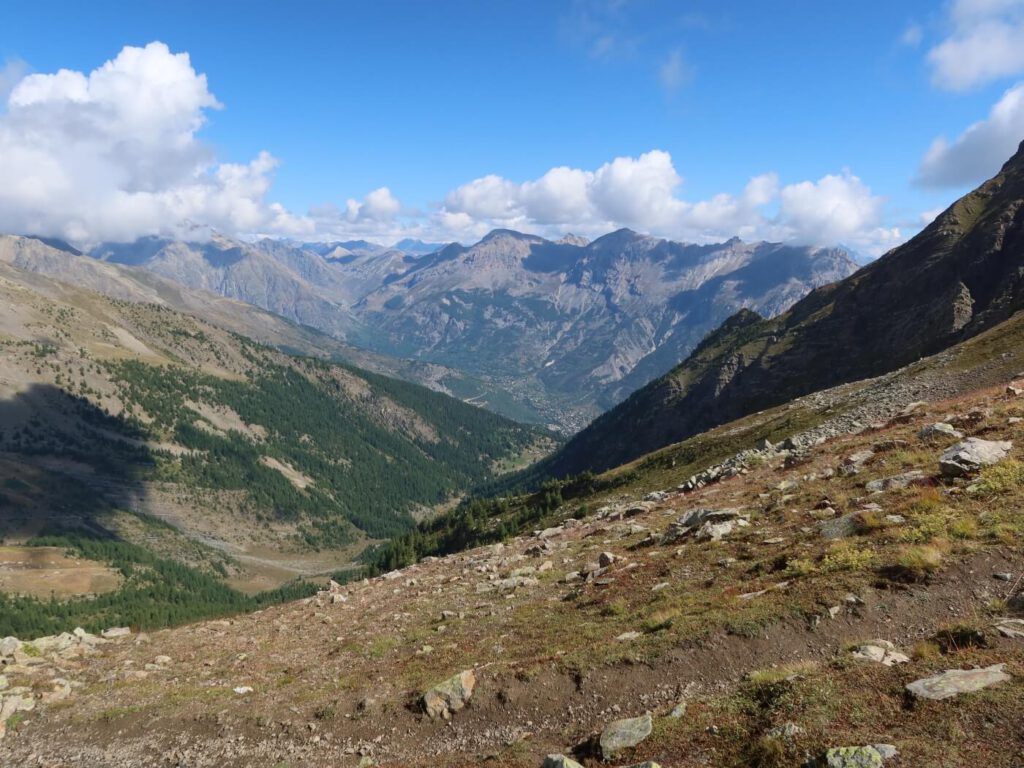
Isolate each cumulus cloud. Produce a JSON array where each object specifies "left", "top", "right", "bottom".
[
  {"left": 0, "top": 42, "right": 899, "bottom": 255},
  {"left": 927, "top": 0, "right": 1024, "bottom": 90},
  {"left": 436, "top": 151, "right": 898, "bottom": 256},
  {"left": 917, "top": 81, "right": 1024, "bottom": 187},
  {"left": 0, "top": 42, "right": 314, "bottom": 244}
]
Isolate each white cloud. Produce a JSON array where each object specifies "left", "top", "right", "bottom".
[
  {"left": 917, "top": 81, "right": 1024, "bottom": 187},
  {"left": 927, "top": 0, "right": 1024, "bottom": 90},
  {"left": 774, "top": 173, "right": 900, "bottom": 253},
  {"left": 0, "top": 42, "right": 313, "bottom": 245},
  {"left": 436, "top": 151, "right": 898, "bottom": 256},
  {"left": 659, "top": 48, "right": 692, "bottom": 91},
  {"left": 0, "top": 43, "right": 900, "bottom": 255}
]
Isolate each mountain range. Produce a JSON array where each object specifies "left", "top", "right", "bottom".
[{"left": 84, "top": 228, "right": 858, "bottom": 430}]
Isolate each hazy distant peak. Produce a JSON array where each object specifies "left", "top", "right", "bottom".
[{"left": 556, "top": 233, "right": 590, "bottom": 247}]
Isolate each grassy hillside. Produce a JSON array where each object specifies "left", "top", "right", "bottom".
[{"left": 0, "top": 264, "right": 551, "bottom": 630}]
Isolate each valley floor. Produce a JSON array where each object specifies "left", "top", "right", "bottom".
[{"left": 3, "top": 381, "right": 1024, "bottom": 766}]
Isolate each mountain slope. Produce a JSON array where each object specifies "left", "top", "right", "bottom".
[
  {"left": 0, "top": 263, "right": 548, "bottom": 588},
  {"left": 352, "top": 229, "right": 858, "bottom": 430},
  {"left": 3, "top": 311, "right": 1023, "bottom": 764},
  {"left": 91, "top": 234, "right": 359, "bottom": 336},
  {"left": 541, "top": 140, "right": 1024, "bottom": 478},
  {"left": 0, "top": 234, "right": 534, "bottom": 421}
]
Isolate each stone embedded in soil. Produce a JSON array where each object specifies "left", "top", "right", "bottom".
[
  {"left": 995, "top": 619, "right": 1024, "bottom": 639},
  {"left": 599, "top": 713, "right": 653, "bottom": 758},
  {"left": 851, "top": 641, "right": 910, "bottom": 666},
  {"left": 541, "top": 755, "right": 584, "bottom": 768},
  {"left": 818, "top": 512, "right": 862, "bottom": 539},
  {"left": 918, "top": 422, "right": 963, "bottom": 441},
  {"left": 864, "top": 470, "right": 927, "bottom": 493},
  {"left": 825, "top": 745, "right": 885, "bottom": 767},
  {"left": 905, "top": 664, "right": 1011, "bottom": 700},
  {"left": 422, "top": 669, "right": 476, "bottom": 720},
  {"left": 939, "top": 438, "right": 1013, "bottom": 477},
  {"left": 101, "top": 627, "right": 131, "bottom": 639}
]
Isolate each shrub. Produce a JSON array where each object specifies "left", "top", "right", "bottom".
[
  {"left": 820, "top": 542, "right": 876, "bottom": 573},
  {"left": 886, "top": 545, "right": 943, "bottom": 582},
  {"left": 974, "top": 459, "right": 1024, "bottom": 496}
]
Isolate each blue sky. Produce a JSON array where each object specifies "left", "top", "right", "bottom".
[{"left": 2, "top": 0, "right": 1024, "bottom": 254}]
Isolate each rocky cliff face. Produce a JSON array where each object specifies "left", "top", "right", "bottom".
[{"left": 540, "top": 141, "right": 1024, "bottom": 477}]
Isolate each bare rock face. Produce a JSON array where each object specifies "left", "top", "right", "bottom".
[
  {"left": 422, "top": 669, "right": 476, "bottom": 720},
  {"left": 905, "top": 664, "right": 1011, "bottom": 700},
  {"left": 939, "top": 438, "right": 1013, "bottom": 477}
]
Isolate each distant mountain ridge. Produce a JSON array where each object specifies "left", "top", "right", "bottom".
[
  {"left": 350, "top": 228, "right": 858, "bottom": 429},
  {"left": 10, "top": 225, "right": 857, "bottom": 430},
  {"left": 537, "top": 139, "right": 1024, "bottom": 477}
]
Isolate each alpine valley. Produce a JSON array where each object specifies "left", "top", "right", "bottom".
[{"left": 85, "top": 230, "right": 858, "bottom": 431}]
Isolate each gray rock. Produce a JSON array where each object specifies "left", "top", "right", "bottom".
[
  {"left": 0, "top": 638, "right": 20, "bottom": 657},
  {"left": 851, "top": 642, "right": 910, "bottom": 666},
  {"left": 995, "top": 619, "right": 1024, "bottom": 639},
  {"left": 668, "top": 701, "right": 687, "bottom": 718},
  {"left": 101, "top": 627, "right": 131, "bottom": 639},
  {"left": 541, "top": 757, "right": 583, "bottom": 768},
  {"left": 939, "top": 438, "right": 1013, "bottom": 477},
  {"left": 905, "top": 664, "right": 1010, "bottom": 700},
  {"left": 818, "top": 512, "right": 861, "bottom": 539},
  {"left": 918, "top": 423, "right": 963, "bottom": 441},
  {"left": 662, "top": 508, "right": 747, "bottom": 543},
  {"left": 422, "top": 669, "right": 476, "bottom": 720},
  {"left": 599, "top": 713, "right": 653, "bottom": 758},
  {"left": 865, "top": 470, "right": 927, "bottom": 493},
  {"left": 873, "top": 745, "right": 898, "bottom": 760},
  {"left": 767, "top": 721, "right": 804, "bottom": 740}
]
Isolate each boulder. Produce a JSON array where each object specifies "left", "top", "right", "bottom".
[
  {"left": 599, "top": 713, "right": 652, "bottom": 758},
  {"left": 918, "top": 423, "right": 963, "bottom": 441},
  {"left": 905, "top": 664, "right": 1010, "bottom": 700},
  {"left": 101, "top": 627, "right": 131, "bottom": 639},
  {"left": 422, "top": 669, "right": 476, "bottom": 720},
  {"left": 0, "top": 638, "right": 20, "bottom": 657},
  {"left": 939, "top": 439, "right": 1013, "bottom": 477}
]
